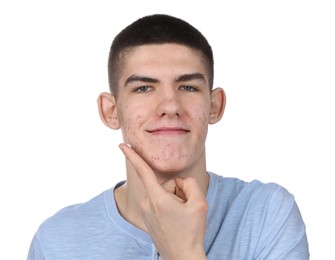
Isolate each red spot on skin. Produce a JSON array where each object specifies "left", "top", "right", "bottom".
[{"left": 151, "top": 156, "right": 161, "bottom": 161}]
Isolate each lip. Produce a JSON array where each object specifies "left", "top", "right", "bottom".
[{"left": 147, "top": 127, "right": 190, "bottom": 136}]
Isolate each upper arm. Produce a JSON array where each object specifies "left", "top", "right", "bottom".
[
  {"left": 255, "top": 187, "right": 309, "bottom": 259},
  {"left": 27, "top": 231, "right": 44, "bottom": 260}
]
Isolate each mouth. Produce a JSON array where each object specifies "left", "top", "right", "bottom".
[{"left": 147, "top": 127, "right": 190, "bottom": 136}]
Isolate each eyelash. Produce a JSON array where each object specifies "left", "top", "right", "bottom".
[
  {"left": 180, "top": 85, "right": 198, "bottom": 92},
  {"left": 133, "top": 86, "right": 153, "bottom": 93},
  {"left": 132, "top": 85, "right": 198, "bottom": 93}
]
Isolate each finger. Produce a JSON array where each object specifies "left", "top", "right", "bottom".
[
  {"left": 161, "top": 178, "right": 177, "bottom": 193},
  {"left": 119, "top": 143, "right": 164, "bottom": 197},
  {"left": 175, "top": 177, "right": 206, "bottom": 203},
  {"left": 161, "top": 178, "right": 187, "bottom": 202},
  {"left": 175, "top": 185, "right": 187, "bottom": 202}
]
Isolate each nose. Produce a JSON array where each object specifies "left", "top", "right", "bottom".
[{"left": 155, "top": 88, "right": 183, "bottom": 117}]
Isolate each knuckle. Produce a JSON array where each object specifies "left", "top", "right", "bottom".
[
  {"left": 192, "top": 199, "right": 208, "bottom": 213},
  {"left": 152, "top": 196, "right": 165, "bottom": 209}
]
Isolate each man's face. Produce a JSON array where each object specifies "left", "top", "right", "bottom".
[{"left": 115, "top": 43, "right": 213, "bottom": 175}]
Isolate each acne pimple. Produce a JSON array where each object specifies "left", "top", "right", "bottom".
[{"left": 151, "top": 156, "right": 161, "bottom": 161}]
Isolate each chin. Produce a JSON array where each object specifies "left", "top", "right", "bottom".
[{"left": 149, "top": 160, "right": 190, "bottom": 176}]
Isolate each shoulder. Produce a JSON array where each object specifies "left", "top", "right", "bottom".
[
  {"left": 35, "top": 188, "right": 113, "bottom": 242},
  {"left": 27, "top": 184, "right": 127, "bottom": 258},
  {"left": 207, "top": 173, "right": 309, "bottom": 258},
  {"left": 210, "top": 171, "right": 291, "bottom": 196},
  {"left": 208, "top": 172, "right": 295, "bottom": 213}
]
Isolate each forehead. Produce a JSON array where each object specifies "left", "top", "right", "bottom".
[{"left": 119, "top": 43, "right": 209, "bottom": 79}]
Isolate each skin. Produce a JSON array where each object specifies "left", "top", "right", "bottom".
[{"left": 98, "top": 43, "right": 226, "bottom": 259}]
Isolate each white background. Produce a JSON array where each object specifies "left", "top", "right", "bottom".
[{"left": 0, "top": 0, "right": 334, "bottom": 259}]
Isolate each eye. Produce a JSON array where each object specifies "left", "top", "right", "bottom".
[
  {"left": 180, "top": 85, "right": 198, "bottom": 92},
  {"left": 133, "top": 86, "right": 153, "bottom": 93}
]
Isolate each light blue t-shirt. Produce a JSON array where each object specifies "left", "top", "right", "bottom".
[{"left": 28, "top": 172, "right": 309, "bottom": 259}]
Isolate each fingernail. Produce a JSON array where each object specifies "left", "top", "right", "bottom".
[{"left": 119, "top": 143, "right": 131, "bottom": 150}]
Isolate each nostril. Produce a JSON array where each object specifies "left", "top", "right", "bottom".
[
  {"left": 156, "top": 99, "right": 183, "bottom": 117},
  {"left": 160, "top": 112, "right": 180, "bottom": 117}
]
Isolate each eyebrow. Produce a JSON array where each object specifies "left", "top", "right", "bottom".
[
  {"left": 124, "top": 73, "right": 206, "bottom": 87},
  {"left": 124, "top": 75, "right": 159, "bottom": 86},
  {"left": 176, "top": 73, "right": 206, "bottom": 83}
]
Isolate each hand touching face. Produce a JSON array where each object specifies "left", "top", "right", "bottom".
[{"left": 119, "top": 143, "right": 208, "bottom": 260}]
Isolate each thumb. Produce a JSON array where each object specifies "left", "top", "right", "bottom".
[
  {"left": 162, "top": 178, "right": 187, "bottom": 202},
  {"left": 175, "top": 177, "right": 205, "bottom": 203}
]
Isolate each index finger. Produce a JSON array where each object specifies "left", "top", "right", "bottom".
[{"left": 119, "top": 143, "right": 165, "bottom": 198}]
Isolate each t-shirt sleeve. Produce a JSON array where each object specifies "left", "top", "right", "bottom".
[
  {"left": 27, "top": 231, "right": 44, "bottom": 260},
  {"left": 255, "top": 186, "right": 309, "bottom": 260}
]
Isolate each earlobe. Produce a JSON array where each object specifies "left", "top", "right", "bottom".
[
  {"left": 209, "top": 88, "right": 226, "bottom": 124},
  {"left": 97, "top": 92, "right": 120, "bottom": 129}
]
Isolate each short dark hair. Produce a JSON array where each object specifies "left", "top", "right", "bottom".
[{"left": 108, "top": 14, "right": 214, "bottom": 97}]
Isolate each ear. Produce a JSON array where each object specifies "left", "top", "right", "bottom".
[
  {"left": 97, "top": 92, "right": 120, "bottom": 129},
  {"left": 209, "top": 87, "right": 226, "bottom": 124}
]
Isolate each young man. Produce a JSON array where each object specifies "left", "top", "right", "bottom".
[{"left": 28, "top": 14, "right": 309, "bottom": 259}]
